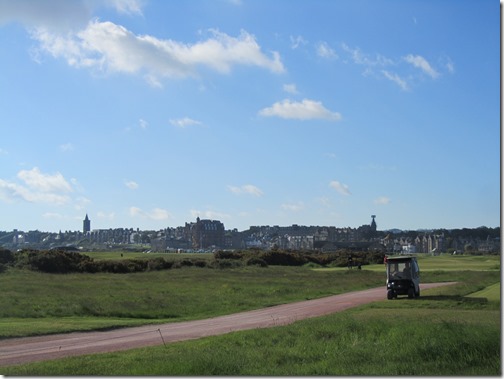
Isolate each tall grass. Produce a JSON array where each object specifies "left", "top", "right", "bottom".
[
  {"left": 0, "top": 266, "right": 386, "bottom": 337},
  {"left": 0, "top": 259, "right": 499, "bottom": 338},
  {"left": 4, "top": 306, "right": 499, "bottom": 376}
]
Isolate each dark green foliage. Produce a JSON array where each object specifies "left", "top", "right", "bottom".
[
  {"left": 259, "top": 251, "right": 307, "bottom": 266},
  {"left": 213, "top": 250, "right": 244, "bottom": 260},
  {"left": 246, "top": 257, "right": 268, "bottom": 267},
  {"left": 147, "top": 257, "right": 174, "bottom": 271},
  {"left": 0, "top": 248, "right": 14, "bottom": 264},
  {"left": 14, "top": 249, "right": 93, "bottom": 273}
]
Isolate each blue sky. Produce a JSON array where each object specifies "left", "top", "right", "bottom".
[{"left": 0, "top": 0, "right": 500, "bottom": 233}]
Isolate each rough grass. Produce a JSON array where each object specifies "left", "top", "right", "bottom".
[
  {"left": 0, "top": 255, "right": 500, "bottom": 375},
  {"left": 3, "top": 303, "right": 499, "bottom": 376},
  {"left": 0, "top": 266, "right": 385, "bottom": 338}
]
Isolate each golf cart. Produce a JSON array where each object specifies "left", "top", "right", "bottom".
[{"left": 386, "top": 256, "right": 420, "bottom": 299}]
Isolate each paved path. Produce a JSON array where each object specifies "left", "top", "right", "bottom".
[{"left": 0, "top": 282, "right": 456, "bottom": 367}]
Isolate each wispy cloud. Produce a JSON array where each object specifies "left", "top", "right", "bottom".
[
  {"left": 259, "top": 99, "right": 341, "bottom": 121},
  {"left": 316, "top": 41, "right": 337, "bottom": 59},
  {"left": 125, "top": 180, "right": 139, "bottom": 190},
  {"left": 281, "top": 202, "right": 304, "bottom": 212},
  {"left": 329, "top": 180, "right": 351, "bottom": 196},
  {"left": 190, "top": 209, "right": 230, "bottom": 220},
  {"left": 374, "top": 196, "right": 391, "bottom": 205},
  {"left": 107, "top": 0, "right": 144, "bottom": 15},
  {"left": 283, "top": 83, "right": 299, "bottom": 94},
  {"left": 228, "top": 184, "right": 264, "bottom": 197},
  {"left": 290, "top": 35, "right": 308, "bottom": 49},
  {"left": 130, "top": 206, "right": 171, "bottom": 220},
  {"left": 341, "top": 43, "right": 393, "bottom": 67},
  {"left": 139, "top": 118, "right": 148, "bottom": 129},
  {"left": 97, "top": 211, "right": 115, "bottom": 220},
  {"left": 403, "top": 54, "right": 439, "bottom": 79},
  {"left": 59, "top": 142, "right": 74, "bottom": 152},
  {"left": 169, "top": 117, "right": 202, "bottom": 128},
  {"left": 382, "top": 70, "right": 409, "bottom": 91}
]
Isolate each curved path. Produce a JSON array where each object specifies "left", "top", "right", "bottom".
[{"left": 0, "top": 282, "right": 456, "bottom": 367}]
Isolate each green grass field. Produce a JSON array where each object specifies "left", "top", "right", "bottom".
[{"left": 0, "top": 254, "right": 500, "bottom": 375}]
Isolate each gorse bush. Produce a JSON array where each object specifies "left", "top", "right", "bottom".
[
  {"left": 0, "top": 248, "right": 14, "bottom": 264},
  {"left": 0, "top": 248, "right": 386, "bottom": 274}
]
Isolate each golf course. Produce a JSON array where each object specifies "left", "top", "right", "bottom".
[{"left": 0, "top": 252, "right": 500, "bottom": 375}]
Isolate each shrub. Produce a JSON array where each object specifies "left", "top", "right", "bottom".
[
  {"left": 245, "top": 257, "right": 268, "bottom": 267},
  {"left": 259, "top": 251, "right": 307, "bottom": 266},
  {"left": 147, "top": 257, "right": 173, "bottom": 271},
  {"left": 213, "top": 250, "right": 244, "bottom": 260},
  {"left": 0, "top": 249, "right": 14, "bottom": 265},
  {"left": 14, "top": 249, "right": 93, "bottom": 273}
]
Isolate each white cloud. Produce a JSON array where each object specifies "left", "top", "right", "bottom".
[
  {"left": 281, "top": 202, "right": 304, "bottom": 212},
  {"left": 125, "top": 180, "right": 139, "bottom": 190},
  {"left": 329, "top": 180, "right": 351, "bottom": 196},
  {"left": 189, "top": 209, "right": 230, "bottom": 220},
  {"left": 382, "top": 70, "right": 409, "bottom": 91},
  {"left": 341, "top": 43, "right": 393, "bottom": 67},
  {"left": 29, "top": 21, "right": 284, "bottom": 86},
  {"left": 42, "top": 212, "right": 65, "bottom": 219},
  {"left": 317, "top": 41, "right": 337, "bottom": 59},
  {"left": 0, "top": 167, "right": 80, "bottom": 205},
  {"left": 59, "top": 142, "right": 74, "bottom": 152},
  {"left": 259, "top": 99, "right": 341, "bottom": 121},
  {"left": 283, "top": 83, "right": 299, "bottom": 94},
  {"left": 129, "top": 206, "right": 171, "bottom": 220},
  {"left": 17, "top": 167, "right": 72, "bottom": 193},
  {"left": 0, "top": 0, "right": 145, "bottom": 30},
  {"left": 290, "top": 35, "right": 308, "bottom": 49},
  {"left": 139, "top": 118, "right": 148, "bottom": 129},
  {"left": 374, "top": 196, "right": 391, "bottom": 205},
  {"left": 97, "top": 211, "right": 115, "bottom": 220},
  {"left": 228, "top": 184, "right": 264, "bottom": 197},
  {"left": 169, "top": 117, "right": 202, "bottom": 128},
  {"left": 106, "top": 0, "right": 144, "bottom": 15},
  {"left": 403, "top": 54, "right": 439, "bottom": 79}
]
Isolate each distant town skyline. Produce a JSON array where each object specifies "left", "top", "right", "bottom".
[{"left": 0, "top": 0, "right": 499, "bottom": 233}]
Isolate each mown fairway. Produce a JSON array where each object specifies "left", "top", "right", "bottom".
[{"left": 0, "top": 254, "right": 500, "bottom": 375}]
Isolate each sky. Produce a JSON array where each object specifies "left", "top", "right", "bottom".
[{"left": 0, "top": 0, "right": 500, "bottom": 233}]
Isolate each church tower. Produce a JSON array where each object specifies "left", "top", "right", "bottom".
[
  {"left": 83, "top": 214, "right": 91, "bottom": 234},
  {"left": 371, "top": 215, "right": 377, "bottom": 233}
]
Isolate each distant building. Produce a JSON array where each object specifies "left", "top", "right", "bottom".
[
  {"left": 83, "top": 214, "right": 91, "bottom": 234},
  {"left": 185, "top": 217, "right": 225, "bottom": 249}
]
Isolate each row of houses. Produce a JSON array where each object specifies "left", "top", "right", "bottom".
[{"left": 1, "top": 216, "right": 499, "bottom": 254}]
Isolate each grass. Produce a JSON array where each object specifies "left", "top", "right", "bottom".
[
  {"left": 0, "top": 266, "right": 387, "bottom": 338},
  {"left": 0, "top": 254, "right": 500, "bottom": 375},
  {"left": 3, "top": 297, "right": 500, "bottom": 375}
]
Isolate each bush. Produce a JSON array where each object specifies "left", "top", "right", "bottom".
[
  {"left": 0, "top": 249, "right": 14, "bottom": 265},
  {"left": 259, "top": 251, "right": 307, "bottom": 266},
  {"left": 246, "top": 257, "right": 268, "bottom": 267},
  {"left": 213, "top": 250, "right": 244, "bottom": 260},
  {"left": 14, "top": 249, "right": 93, "bottom": 273},
  {"left": 147, "top": 257, "right": 174, "bottom": 271}
]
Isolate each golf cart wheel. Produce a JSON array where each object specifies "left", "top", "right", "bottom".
[
  {"left": 387, "top": 290, "right": 394, "bottom": 300},
  {"left": 408, "top": 288, "right": 415, "bottom": 299}
]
